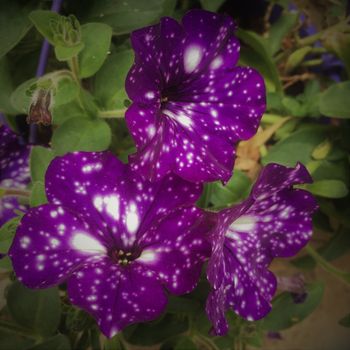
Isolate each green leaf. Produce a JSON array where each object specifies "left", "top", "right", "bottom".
[
  {"left": 7, "top": 281, "right": 61, "bottom": 337},
  {"left": 80, "top": 89, "right": 100, "bottom": 116},
  {"left": 118, "top": 146, "right": 136, "bottom": 164},
  {"left": 78, "top": 23, "right": 112, "bottom": 78},
  {"left": 193, "top": 312, "right": 212, "bottom": 335},
  {"left": 200, "top": 0, "right": 225, "bottom": 12},
  {"left": 54, "top": 77, "right": 80, "bottom": 107},
  {"left": 174, "top": 336, "right": 197, "bottom": 350},
  {"left": 52, "top": 117, "right": 111, "bottom": 155},
  {"left": 81, "top": 0, "right": 176, "bottom": 36},
  {"left": 285, "top": 46, "right": 313, "bottom": 72},
  {"left": 103, "top": 335, "right": 126, "bottom": 350},
  {"left": 274, "top": 118, "right": 299, "bottom": 140},
  {"left": 211, "top": 170, "right": 251, "bottom": 208},
  {"left": 0, "top": 330, "right": 34, "bottom": 350},
  {"left": 10, "top": 78, "right": 36, "bottom": 114},
  {"left": 262, "top": 282, "right": 324, "bottom": 331},
  {"left": 197, "top": 183, "right": 214, "bottom": 209},
  {"left": 266, "top": 92, "right": 286, "bottom": 113},
  {"left": 268, "top": 12, "right": 298, "bottom": 55},
  {"left": 125, "top": 314, "right": 188, "bottom": 346},
  {"left": 312, "top": 158, "right": 349, "bottom": 184},
  {"left": 0, "top": 56, "right": 17, "bottom": 114},
  {"left": 27, "top": 335, "right": 71, "bottom": 350},
  {"left": 0, "top": 1, "right": 33, "bottom": 58},
  {"left": 262, "top": 126, "right": 327, "bottom": 166},
  {"left": 0, "top": 216, "right": 21, "bottom": 257},
  {"left": 94, "top": 49, "right": 134, "bottom": 110},
  {"left": 30, "top": 181, "right": 47, "bottom": 207},
  {"left": 339, "top": 314, "right": 350, "bottom": 328},
  {"left": 303, "top": 180, "right": 348, "bottom": 198},
  {"left": 237, "top": 29, "right": 281, "bottom": 92},
  {"left": 281, "top": 96, "right": 305, "bottom": 117},
  {"left": 54, "top": 43, "right": 84, "bottom": 62},
  {"left": 30, "top": 146, "right": 55, "bottom": 183},
  {"left": 166, "top": 296, "right": 201, "bottom": 315},
  {"left": 51, "top": 99, "right": 88, "bottom": 125},
  {"left": 29, "top": 10, "right": 61, "bottom": 45},
  {"left": 0, "top": 216, "right": 21, "bottom": 242},
  {"left": 319, "top": 81, "right": 350, "bottom": 119}
]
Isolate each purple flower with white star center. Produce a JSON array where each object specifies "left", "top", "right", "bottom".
[
  {"left": 9, "top": 151, "right": 212, "bottom": 337},
  {"left": 0, "top": 125, "right": 30, "bottom": 226},
  {"left": 125, "top": 9, "right": 266, "bottom": 183},
  {"left": 205, "top": 162, "right": 318, "bottom": 335}
]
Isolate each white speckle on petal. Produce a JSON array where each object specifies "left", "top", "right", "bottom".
[
  {"left": 126, "top": 202, "right": 139, "bottom": 234},
  {"left": 137, "top": 249, "right": 158, "bottom": 263},
  {"left": 147, "top": 125, "right": 156, "bottom": 138},
  {"left": 93, "top": 195, "right": 120, "bottom": 221},
  {"left": 163, "top": 109, "right": 192, "bottom": 129},
  {"left": 145, "top": 91, "right": 155, "bottom": 99},
  {"left": 210, "top": 56, "right": 223, "bottom": 69},
  {"left": 184, "top": 45, "right": 203, "bottom": 73},
  {"left": 71, "top": 232, "right": 106, "bottom": 254},
  {"left": 227, "top": 215, "right": 256, "bottom": 234},
  {"left": 93, "top": 196, "right": 103, "bottom": 211},
  {"left": 104, "top": 195, "right": 120, "bottom": 221}
]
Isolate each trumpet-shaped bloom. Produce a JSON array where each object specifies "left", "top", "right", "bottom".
[
  {"left": 0, "top": 125, "right": 30, "bottom": 226},
  {"left": 126, "top": 9, "right": 266, "bottom": 183},
  {"left": 9, "top": 151, "right": 212, "bottom": 337},
  {"left": 206, "top": 163, "right": 318, "bottom": 335}
]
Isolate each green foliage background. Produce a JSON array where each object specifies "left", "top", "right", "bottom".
[{"left": 0, "top": 0, "right": 350, "bottom": 349}]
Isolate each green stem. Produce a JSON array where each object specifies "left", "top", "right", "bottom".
[
  {"left": 305, "top": 244, "right": 350, "bottom": 285},
  {"left": 68, "top": 56, "right": 81, "bottom": 85},
  {"left": 98, "top": 109, "right": 126, "bottom": 119}
]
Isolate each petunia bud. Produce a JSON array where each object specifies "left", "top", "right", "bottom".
[
  {"left": 51, "top": 14, "right": 82, "bottom": 47},
  {"left": 27, "top": 88, "right": 53, "bottom": 126}
]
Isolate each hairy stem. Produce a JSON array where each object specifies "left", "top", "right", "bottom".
[{"left": 68, "top": 56, "right": 81, "bottom": 86}]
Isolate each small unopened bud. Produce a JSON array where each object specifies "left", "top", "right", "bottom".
[{"left": 27, "top": 89, "right": 53, "bottom": 126}]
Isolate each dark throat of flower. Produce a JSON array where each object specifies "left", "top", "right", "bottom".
[{"left": 109, "top": 249, "right": 139, "bottom": 266}]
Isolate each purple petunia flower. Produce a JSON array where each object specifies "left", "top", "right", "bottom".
[
  {"left": 125, "top": 9, "right": 266, "bottom": 183},
  {"left": 9, "top": 151, "right": 212, "bottom": 337},
  {"left": 205, "top": 163, "right": 318, "bottom": 335},
  {"left": 0, "top": 125, "right": 30, "bottom": 226}
]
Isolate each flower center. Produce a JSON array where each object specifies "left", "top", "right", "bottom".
[
  {"left": 160, "top": 85, "right": 178, "bottom": 108},
  {"left": 109, "top": 249, "right": 137, "bottom": 266}
]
